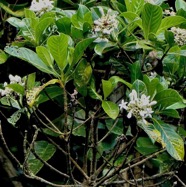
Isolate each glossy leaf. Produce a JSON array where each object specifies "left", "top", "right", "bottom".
[
  {"left": 35, "top": 18, "right": 54, "bottom": 45},
  {"left": 142, "top": 3, "right": 162, "bottom": 39},
  {"left": 36, "top": 46, "right": 54, "bottom": 67},
  {"left": 154, "top": 89, "right": 183, "bottom": 109},
  {"left": 153, "top": 119, "right": 184, "bottom": 161},
  {"left": 4, "top": 46, "right": 56, "bottom": 75},
  {"left": 94, "top": 42, "right": 117, "bottom": 56},
  {"left": 157, "top": 16, "right": 186, "bottom": 34},
  {"left": 47, "top": 34, "right": 70, "bottom": 71},
  {"left": 28, "top": 141, "right": 56, "bottom": 174},
  {"left": 102, "top": 100, "right": 119, "bottom": 119}
]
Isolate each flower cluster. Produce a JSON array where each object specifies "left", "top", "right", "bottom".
[
  {"left": 29, "top": 0, "right": 54, "bottom": 15},
  {"left": 0, "top": 74, "right": 24, "bottom": 97},
  {"left": 93, "top": 7, "right": 118, "bottom": 41},
  {"left": 170, "top": 27, "right": 186, "bottom": 46},
  {"left": 164, "top": 9, "right": 176, "bottom": 16},
  {"left": 119, "top": 90, "right": 157, "bottom": 123}
]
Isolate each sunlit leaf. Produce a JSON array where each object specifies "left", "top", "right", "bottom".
[
  {"left": 153, "top": 119, "right": 184, "bottom": 160},
  {"left": 102, "top": 100, "right": 119, "bottom": 119}
]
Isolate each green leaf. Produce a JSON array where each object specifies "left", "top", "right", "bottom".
[
  {"left": 175, "top": 0, "right": 186, "bottom": 11},
  {"left": 132, "top": 80, "right": 147, "bottom": 95},
  {"left": 159, "top": 109, "right": 180, "bottom": 118},
  {"left": 0, "top": 50, "right": 8, "bottom": 64},
  {"left": 143, "top": 75, "right": 159, "bottom": 98},
  {"left": 105, "top": 119, "right": 123, "bottom": 135},
  {"left": 24, "top": 8, "right": 36, "bottom": 19},
  {"left": 26, "top": 72, "right": 36, "bottom": 90},
  {"left": 35, "top": 18, "right": 54, "bottom": 45},
  {"left": 109, "top": 76, "right": 132, "bottom": 89},
  {"left": 7, "top": 84, "right": 24, "bottom": 95},
  {"left": 154, "top": 89, "right": 183, "bottom": 109},
  {"left": 37, "top": 85, "right": 63, "bottom": 104},
  {"left": 102, "top": 100, "right": 119, "bottom": 119},
  {"left": 47, "top": 34, "right": 70, "bottom": 71},
  {"left": 72, "top": 37, "right": 95, "bottom": 66},
  {"left": 129, "top": 61, "right": 143, "bottom": 82},
  {"left": 28, "top": 141, "right": 56, "bottom": 174},
  {"left": 125, "top": 0, "right": 145, "bottom": 14},
  {"left": 0, "top": 2, "right": 24, "bottom": 17},
  {"left": 4, "top": 46, "right": 56, "bottom": 75},
  {"left": 94, "top": 42, "right": 117, "bottom": 56},
  {"left": 88, "top": 78, "right": 102, "bottom": 100},
  {"left": 56, "top": 17, "right": 71, "bottom": 34},
  {"left": 157, "top": 16, "right": 186, "bottom": 34},
  {"left": 136, "top": 137, "right": 160, "bottom": 155},
  {"left": 74, "top": 59, "right": 92, "bottom": 88},
  {"left": 153, "top": 119, "right": 184, "bottom": 160},
  {"left": 166, "top": 102, "right": 186, "bottom": 110},
  {"left": 142, "top": 3, "right": 162, "bottom": 39},
  {"left": 7, "top": 109, "right": 24, "bottom": 126},
  {"left": 102, "top": 80, "right": 114, "bottom": 100},
  {"left": 36, "top": 46, "right": 54, "bottom": 67}
]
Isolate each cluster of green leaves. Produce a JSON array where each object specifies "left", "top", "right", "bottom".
[{"left": 1, "top": 0, "right": 186, "bottom": 186}]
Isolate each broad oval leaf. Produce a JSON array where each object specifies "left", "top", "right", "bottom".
[
  {"left": 28, "top": 141, "right": 56, "bottom": 174},
  {"left": 142, "top": 3, "right": 162, "bottom": 39},
  {"left": 47, "top": 34, "right": 71, "bottom": 71},
  {"left": 102, "top": 100, "right": 119, "bottom": 119},
  {"left": 153, "top": 119, "right": 184, "bottom": 161}
]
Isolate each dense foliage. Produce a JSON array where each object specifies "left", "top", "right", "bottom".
[{"left": 0, "top": 0, "right": 186, "bottom": 186}]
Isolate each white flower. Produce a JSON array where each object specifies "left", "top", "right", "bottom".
[
  {"left": 170, "top": 27, "right": 186, "bottom": 46},
  {"left": 30, "top": 0, "right": 54, "bottom": 15},
  {"left": 0, "top": 75, "right": 24, "bottom": 97},
  {"left": 93, "top": 7, "right": 119, "bottom": 40},
  {"left": 119, "top": 99, "right": 128, "bottom": 110},
  {"left": 164, "top": 9, "right": 176, "bottom": 16},
  {"left": 119, "top": 89, "right": 157, "bottom": 122}
]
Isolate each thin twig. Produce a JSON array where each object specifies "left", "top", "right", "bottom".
[{"left": 0, "top": 121, "right": 21, "bottom": 167}]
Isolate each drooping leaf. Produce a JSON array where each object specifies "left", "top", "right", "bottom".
[
  {"left": 142, "top": 3, "right": 162, "bottom": 39},
  {"left": 28, "top": 141, "right": 56, "bottom": 174},
  {"left": 102, "top": 100, "right": 119, "bottom": 119},
  {"left": 26, "top": 79, "right": 60, "bottom": 107},
  {"left": 88, "top": 78, "right": 102, "bottom": 100},
  {"left": 157, "top": 16, "right": 186, "bottom": 34},
  {"left": 4, "top": 46, "right": 56, "bottom": 76},
  {"left": 153, "top": 119, "right": 184, "bottom": 161}
]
